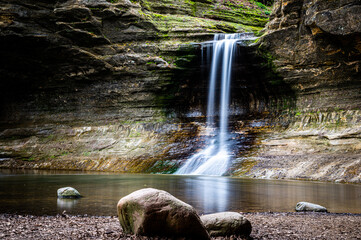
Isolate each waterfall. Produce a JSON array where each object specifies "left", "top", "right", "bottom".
[{"left": 175, "top": 33, "right": 256, "bottom": 176}]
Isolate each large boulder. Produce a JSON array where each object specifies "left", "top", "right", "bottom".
[
  {"left": 57, "top": 187, "right": 82, "bottom": 199},
  {"left": 200, "top": 212, "right": 252, "bottom": 237},
  {"left": 117, "top": 188, "right": 210, "bottom": 239},
  {"left": 295, "top": 202, "right": 327, "bottom": 212}
]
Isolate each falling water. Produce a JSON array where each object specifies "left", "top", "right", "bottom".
[{"left": 175, "top": 33, "right": 256, "bottom": 176}]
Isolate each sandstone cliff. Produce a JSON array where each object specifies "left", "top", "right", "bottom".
[
  {"left": 0, "top": 0, "right": 359, "bottom": 183},
  {"left": 237, "top": 0, "right": 361, "bottom": 182},
  {"left": 0, "top": 0, "right": 270, "bottom": 173}
]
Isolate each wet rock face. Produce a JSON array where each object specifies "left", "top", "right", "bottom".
[
  {"left": 2, "top": 0, "right": 358, "bottom": 183},
  {"left": 260, "top": 0, "right": 361, "bottom": 111},
  {"left": 0, "top": 0, "right": 270, "bottom": 126},
  {"left": 0, "top": 0, "right": 270, "bottom": 172},
  {"left": 304, "top": 1, "right": 361, "bottom": 35},
  {"left": 239, "top": 0, "right": 361, "bottom": 183},
  {"left": 0, "top": 0, "right": 170, "bottom": 123}
]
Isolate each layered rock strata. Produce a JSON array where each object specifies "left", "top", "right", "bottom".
[
  {"left": 0, "top": 0, "right": 270, "bottom": 172},
  {"left": 237, "top": 0, "right": 361, "bottom": 182}
]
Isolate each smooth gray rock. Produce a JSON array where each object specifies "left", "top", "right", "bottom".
[
  {"left": 57, "top": 187, "right": 81, "bottom": 199},
  {"left": 200, "top": 212, "right": 252, "bottom": 237},
  {"left": 117, "top": 188, "right": 210, "bottom": 239},
  {"left": 295, "top": 202, "right": 327, "bottom": 212}
]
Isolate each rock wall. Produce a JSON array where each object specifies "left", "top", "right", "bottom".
[
  {"left": 238, "top": 0, "right": 361, "bottom": 183},
  {"left": 1, "top": 0, "right": 359, "bottom": 183},
  {"left": 0, "top": 0, "right": 270, "bottom": 172}
]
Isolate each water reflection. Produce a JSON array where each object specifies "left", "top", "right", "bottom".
[
  {"left": 57, "top": 198, "right": 79, "bottom": 211},
  {"left": 0, "top": 170, "right": 360, "bottom": 216},
  {"left": 184, "top": 176, "right": 229, "bottom": 214}
]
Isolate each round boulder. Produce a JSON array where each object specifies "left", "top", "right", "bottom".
[
  {"left": 200, "top": 212, "right": 252, "bottom": 237},
  {"left": 117, "top": 188, "right": 210, "bottom": 239},
  {"left": 57, "top": 187, "right": 81, "bottom": 199},
  {"left": 295, "top": 202, "right": 327, "bottom": 212}
]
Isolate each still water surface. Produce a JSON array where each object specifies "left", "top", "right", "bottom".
[{"left": 0, "top": 170, "right": 360, "bottom": 215}]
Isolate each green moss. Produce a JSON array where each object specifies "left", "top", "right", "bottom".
[
  {"left": 147, "top": 160, "right": 178, "bottom": 173},
  {"left": 184, "top": 0, "right": 197, "bottom": 16},
  {"left": 289, "top": 110, "right": 359, "bottom": 130},
  {"left": 136, "top": 0, "right": 270, "bottom": 36},
  {"left": 89, "top": 7, "right": 103, "bottom": 11},
  {"left": 60, "top": 151, "right": 70, "bottom": 156},
  {"left": 23, "top": 156, "right": 35, "bottom": 162},
  {"left": 128, "top": 131, "right": 142, "bottom": 137},
  {"left": 83, "top": 151, "right": 91, "bottom": 156},
  {"left": 235, "top": 158, "right": 257, "bottom": 176}
]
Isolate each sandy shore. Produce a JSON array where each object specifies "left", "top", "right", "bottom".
[{"left": 0, "top": 212, "right": 360, "bottom": 239}]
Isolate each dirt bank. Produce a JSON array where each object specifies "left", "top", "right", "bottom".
[{"left": 1, "top": 212, "right": 360, "bottom": 239}]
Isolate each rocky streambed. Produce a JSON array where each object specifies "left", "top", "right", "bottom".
[
  {"left": 1, "top": 212, "right": 360, "bottom": 240},
  {"left": 2, "top": 186, "right": 360, "bottom": 239}
]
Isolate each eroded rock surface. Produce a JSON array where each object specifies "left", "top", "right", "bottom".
[
  {"left": 0, "top": 0, "right": 270, "bottom": 173},
  {"left": 0, "top": 0, "right": 359, "bottom": 183},
  {"left": 261, "top": 0, "right": 361, "bottom": 111},
  {"left": 236, "top": 0, "right": 361, "bottom": 183}
]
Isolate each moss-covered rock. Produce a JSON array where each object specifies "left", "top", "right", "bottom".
[{"left": 57, "top": 187, "right": 82, "bottom": 199}]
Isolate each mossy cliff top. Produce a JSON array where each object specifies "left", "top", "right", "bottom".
[{"left": 102, "top": 0, "right": 270, "bottom": 38}]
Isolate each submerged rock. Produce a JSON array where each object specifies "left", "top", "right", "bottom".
[
  {"left": 295, "top": 202, "right": 327, "bottom": 212},
  {"left": 200, "top": 212, "right": 252, "bottom": 237},
  {"left": 57, "top": 187, "right": 82, "bottom": 199},
  {"left": 117, "top": 188, "right": 210, "bottom": 239}
]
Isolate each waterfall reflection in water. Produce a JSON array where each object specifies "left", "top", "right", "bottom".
[
  {"left": 184, "top": 176, "right": 229, "bottom": 213},
  {"left": 1, "top": 170, "right": 360, "bottom": 216}
]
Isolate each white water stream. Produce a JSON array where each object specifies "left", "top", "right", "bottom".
[{"left": 175, "top": 33, "right": 256, "bottom": 175}]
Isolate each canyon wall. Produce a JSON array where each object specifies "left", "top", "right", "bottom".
[
  {"left": 0, "top": 0, "right": 360, "bottom": 183},
  {"left": 237, "top": 0, "right": 361, "bottom": 182},
  {"left": 0, "top": 0, "right": 270, "bottom": 172}
]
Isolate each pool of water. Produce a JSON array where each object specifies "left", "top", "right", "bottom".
[{"left": 0, "top": 169, "right": 360, "bottom": 216}]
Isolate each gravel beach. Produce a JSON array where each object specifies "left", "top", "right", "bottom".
[{"left": 0, "top": 212, "right": 360, "bottom": 239}]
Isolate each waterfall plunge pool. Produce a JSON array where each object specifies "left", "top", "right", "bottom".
[{"left": 1, "top": 169, "right": 360, "bottom": 216}]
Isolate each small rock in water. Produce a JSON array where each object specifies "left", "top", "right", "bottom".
[
  {"left": 117, "top": 188, "right": 210, "bottom": 239},
  {"left": 200, "top": 212, "right": 252, "bottom": 237},
  {"left": 57, "top": 187, "right": 82, "bottom": 199},
  {"left": 295, "top": 202, "right": 327, "bottom": 212}
]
